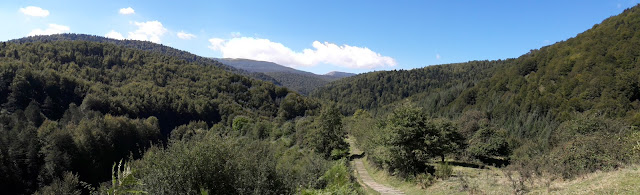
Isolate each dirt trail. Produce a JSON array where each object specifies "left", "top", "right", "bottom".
[{"left": 348, "top": 138, "right": 404, "bottom": 195}]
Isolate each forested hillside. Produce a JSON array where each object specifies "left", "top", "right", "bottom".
[
  {"left": 314, "top": 5, "right": 640, "bottom": 131},
  {"left": 323, "top": 71, "right": 355, "bottom": 79},
  {"left": 10, "top": 34, "right": 283, "bottom": 86},
  {"left": 316, "top": 4, "right": 640, "bottom": 185},
  {"left": 311, "top": 60, "right": 508, "bottom": 114},
  {"left": 0, "top": 39, "right": 358, "bottom": 194}
]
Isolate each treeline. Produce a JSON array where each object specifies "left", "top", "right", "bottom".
[
  {"left": 317, "top": 5, "right": 640, "bottom": 180},
  {"left": 311, "top": 60, "right": 508, "bottom": 115},
  {"left": 216, "top": 58, "right": 349, "bottom": 95},
  {"left": 263, "top": 71, "right": 331, "bottom": 95},
  {"left": 0, "top": 40, "right": 316, "bottom": 133},
  {"left": 0, "top": 39, "right": 359, "bottom": 194},
  {"left": 10, "top": 34, "right": 284, "bottom": 87}
]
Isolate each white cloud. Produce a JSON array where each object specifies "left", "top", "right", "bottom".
[
  {"left": 28, "top": 24, "right": 70, "bottom": 36},
  {"left": 208, "top": 38, "right": 225, "bottom": 50},
  {"left": 105, "top": 30, "right": 124, "bottom": 40},
  {"left": 177, "top": 31, "right": 196, "bottom": 40},
  {"left": 436, "top": 54, "right": 441, "bottom": 60},
  {"left": 127, "top": 21, "right": 167, "bottom": 43},
  {"left": 20, "top": 6, "right": 50, "bottom": 17},
  {"left": 231, "top": 32, "right": 242, "bottom": 38},
  {"left": 119, "top": 7, "right": 135, "bottom": 15},
  {"left": 208, "top": 37, "right": 396, "bottom": 69}
]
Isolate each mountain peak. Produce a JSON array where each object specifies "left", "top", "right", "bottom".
[{"left": 324, "top": 71, "right": 356, "bottom": 78}]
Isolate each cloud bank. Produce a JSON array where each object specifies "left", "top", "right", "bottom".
[
  {"left": 28, "top": 24, "right": 70, "bottom": 36},
  {"left": 127, "top": 21, "right": 167, "bottom": 43},
  {"left": 208, "top": 37, "right": 396, "bottom": 69},
  {"left": 105, "top": 30, "right": 125, "bottom": 40},
  {"left": 20, "top": 6, "right": 49, "bottom": 17}
]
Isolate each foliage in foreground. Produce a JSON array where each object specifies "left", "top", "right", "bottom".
[{"left": 348, "top": 105, "right": 464, "bottom": 177}]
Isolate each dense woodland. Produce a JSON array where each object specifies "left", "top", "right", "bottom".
[
  {"left": 314, "top": 4, "right": 640, "bottom": 186},
  {"left": 10, "top": 34, "right": 284, "bottom": 88},
  {"left": 0, "top": 39, "right": 359, "bottom": 194}
]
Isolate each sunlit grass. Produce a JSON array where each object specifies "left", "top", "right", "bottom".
[{"left": 360, "top": 156, "right": 640, "bottom": 195}]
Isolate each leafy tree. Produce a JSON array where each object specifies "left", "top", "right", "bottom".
[
  {"left": 361, "top": 105, "right": 465, "bottom": 176},
  {"left": 311, "top": 104, "right": 348, "bottom": 159},
  {"left": 467, "top": 126, "right": 510, "bottom": 158},
  {"left": 431, "top": 119, "right": 465, "bottom": 162},
  {"left": 382, "top": 104, "right": 435, "bottom": 175}
]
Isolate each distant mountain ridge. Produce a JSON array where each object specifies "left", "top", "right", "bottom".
[
  {"left": 215, "top": 58, "right": 308, "bottom": 74},
  {"left": 216, "top": 58, "right": 355, "bottom": 95},
  {"left": 324, "top": 71, "right": 356, "bottom": 79}
]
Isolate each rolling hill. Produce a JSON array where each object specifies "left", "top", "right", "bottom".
[
  {"left": 216, "top": 58, "right": 355, "bottom": 95},
  {"left": 0, "top": 36, "right": 329, "bottom": 194},
  {"left": 313, "top": 4, "right": 640, "bottom": 181},
  {"left": 324, "top": 71, "right": 356, "bottom": 79},
  {"left": 313, "top": 6, "right": 640, "bottom": 126},
  {"left": 9, "top": 34, "right": 284, "bottom": 86}
]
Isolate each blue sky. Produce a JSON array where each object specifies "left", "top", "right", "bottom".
[{"left": 1, "top": 1, "right": 638, "bottom": 74}]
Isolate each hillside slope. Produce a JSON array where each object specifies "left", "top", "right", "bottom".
[
  {"left": 324, "top": 71, "right": 356, "bottom": 79},
  {"left": 0, "top": 38, "right": 322, "bottom": 193},
  {"left": 313, "top": 6, "right": 640, "bottom": 126},
  {"left": 217, "top": 58, "right": 355, "bottom": 95},
  {"left": 314, "top": 5, "right": 640, "bottom": 180},
  {"left": 311, "top": 60, "right": 509, "bottom": 114},
  {"left": 10, "top": 34, "right": 283, "bottom": 85}
]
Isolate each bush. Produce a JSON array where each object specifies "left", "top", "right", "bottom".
[
  {"left": 330, "top": 148, "right": 349, "bottom": 160},
  {"left": 304, "top": 159, "right": 363, "bottom": 195},
  {"left": 416, "top": 173, "right": 435, "bottom": 189},
  {"left": 34, "top": 172, "right": 82, "bottom": 195},
  {"left": 435, "top": 162, "right": 453, "bottom": 180},
  {"left": 467, "top": 126, "right": 510, "bottom": 158},
  {"left": 630, "top": 130, "right": 640, "bottom": 159},
  {"left": 544, "top": 115, "right": 635, "bottom": 179},
  {"left": 548, "top": 132, "right": 629, "bottom": 179}
]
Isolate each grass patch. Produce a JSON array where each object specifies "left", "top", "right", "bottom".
[
  {"left": 361, "top": 157, "right": 427, "bottom": 195},
  {"left": 362, "top": 156, "right": 640, "bottom": 195},
  {"left": 527, "top": 165, "right": 640, "bottom": 194}
]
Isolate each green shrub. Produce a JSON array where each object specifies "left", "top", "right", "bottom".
[
  {"left": 330, "top": 148, "right": 349, "bottom": 160},
  {"left": 544, "top": 116, "right": 633, "bottom": 179},
  {"left": 631, "top": 130, "right": 640, "bottom": 159},
  {"left": 303, "top": 159, "right": 363, "bottom": 195},
  {"left": 416, "top": 173, "right": 435, "bottom": 189},
  {"left": 34, "top": 172, "right": 82, "bottom": 195},
  {"left": 467, "top": 127, "right": 510, "bottom": 158},
  {"left": 435, "top": 162, "right": 453, "bottom": 179}
]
